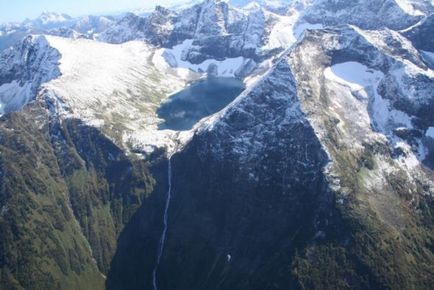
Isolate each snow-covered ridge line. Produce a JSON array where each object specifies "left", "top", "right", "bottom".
[{"left": 394, "top": 0, "right": 425, "bottom": 16}]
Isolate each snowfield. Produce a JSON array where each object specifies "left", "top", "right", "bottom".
[
  {"left": 322, "top": 59, "right": 432, "bottom": 170},
  {"left": 41, "top": 36, "right": 192, "bottom": 154},
  {"left": 324, "top": 61, "right": 384, "bottom": 99},
  {"left": 324, "top": 61, "right": 414, "bottom": 135}
]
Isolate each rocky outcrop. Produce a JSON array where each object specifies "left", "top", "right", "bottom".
[
  {"left": 0, "top": 35, "right": 61, "bottom": 114},
  {"left": 100, "top": 0, "right": 291, "bottom": 63},
  {"left": 299, "top": 0, "right": 425, "bottom": 30},
  {"left": 403, "top": 14, "right": 434, "bottom": 52}
]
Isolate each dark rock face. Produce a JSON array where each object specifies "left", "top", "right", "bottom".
[
  {"left": 107, "top": 60, "right": 334, "bottom": 290},
  {"left": 142, "top": 6, "right": 176, "bottom": 47},
  {"left": 300, "top": 0, "right": 424, "bottom": 30},
  {"left": 0, "top": 35, "right": 60, "bottom": 85},
  {"left": 150, "top": 125, "right": 330, "bottom": 289},
  {"left": 168, "top": 1, "right": 275, "bottom": 62},
  {"left": 100, "top": 0, "right": 274, "bottom": 63},
  {"left": 0, "top": 102, "right": 155, "bottom": 289},
  {"left": 403, "top": 14, "right": 434, "bottom": 53}
]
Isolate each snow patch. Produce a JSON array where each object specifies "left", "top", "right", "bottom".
[
  {"left": 426, "top": 127, "right": 434, "bottom": 139},
  {"left": 324, "top": 61, "right": 383, "bottom": 93},
  {"left": 0, "top": 81, "right": 32, "bottom": 116},
  {"left": 153, "top": 39, "right": 251, "bottom": 78},
  {"left": 324, "top": 61, "right": 422, "bottom": 168},
  {"left": 293, "top": 22, "right": 323, "bottom": 39},
  {"left": 394, "top": 0, "right": 424, "bottom": 16},
  {"left": 324, "top": 61, "right": 413, "bottom": 133},
  {"left": 41, "top": 36, "right": 191, "bottom": 155},
  {"left": 262, "top": 11, "right": 299, "bottom": 50},
  {"left": 324, "top": 61, "right": 383, "bottom": 102}
]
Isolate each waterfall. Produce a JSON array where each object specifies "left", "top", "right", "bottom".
[{"left": 152, "top": 157, "right": 173, "bottom": 290}]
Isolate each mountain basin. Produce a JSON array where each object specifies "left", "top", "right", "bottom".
[{"left": 157, "top": 77, "right": 245, "bottom": 131}]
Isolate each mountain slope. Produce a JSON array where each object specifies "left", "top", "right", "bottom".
[
  {"left": 0, "top": 13, "right": 115, "bottom": 51},
  {"left": 298, "top": 0, "right": 428, "bottom": 30},
  {"left": 107, "top": 23, "right": 434, "bottom": 290},
  {"left": 0, "top": 101, "right": 159, "bottom": 289},
  {"left": 0, "top": 106, "right": 105, "bottom": 290},
  {"left": 100, "top": 0, "right": 300, "bottom": 65},
  {"left": 0, "top": 0, "right": 434, "bottom": 289}
]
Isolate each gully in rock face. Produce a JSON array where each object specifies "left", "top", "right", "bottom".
[{"left": 152, "top": 158, "right": 173, "bottom": 290}]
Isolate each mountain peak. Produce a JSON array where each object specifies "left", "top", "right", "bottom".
[{"left": 37, "top": 11, "right": 72, "bottom": 24}]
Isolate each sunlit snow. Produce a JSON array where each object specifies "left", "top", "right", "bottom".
[{"left": 153, "top": 39, "right": 251, "bottom": 78}]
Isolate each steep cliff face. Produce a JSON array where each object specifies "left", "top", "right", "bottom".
[
  {"left": 106, "top": 56, "right": 334, "bottom": 290},
  {"left": 299, "top": 0, "right": 427, "bottom": 30},
  {"left": 0, "top": 100, "right": 157, "bottom": 289},
  {"left": 0, "top": 105, "right": 105, "bottom": 290},
  {"left": 0, "top": 35, "right": 61, "bottom": 115},
  {"left": 107, "top": 24, "right": 434, "bottom": 290},
  {"left": 148, "top": 61, "right": 334, "bottom": 290},
  {"left": 101, "top": 0, "right": 297, "bottom": 64}
]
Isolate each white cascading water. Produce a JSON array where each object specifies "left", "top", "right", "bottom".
[{"left": 152, "top": 157, "right": 173, "bottom": 290}]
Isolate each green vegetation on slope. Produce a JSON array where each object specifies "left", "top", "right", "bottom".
[{"left": 0, "top": 102, "right": 156, "bottom": 289}]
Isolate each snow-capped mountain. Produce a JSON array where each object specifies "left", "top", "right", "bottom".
[
  {"left": 229, "top": 0, "right": 293, "bottom": 13},
  {"left": 1, "top": 0, "right": 434, "bottom": 289},
  {"left": 0, "top": 12, "right": 115, "bottom": 51},
  {"left": 297, "top": 0, "right": 428, "bottom": 30},
  {"left": 147, "top": 21, "right": 434, "bottom": 290},
  {"left": 99, "top": 0, "right": 311, "bottom": 80},
  {"left": 22, "top": 12, "right": 75, "bottom": 29},
  {"left": 1, "top": 0, "right": 434, "bottom": 166},
  {"left": 0, "top": 12, "right": 77, "bottom": 49}
]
